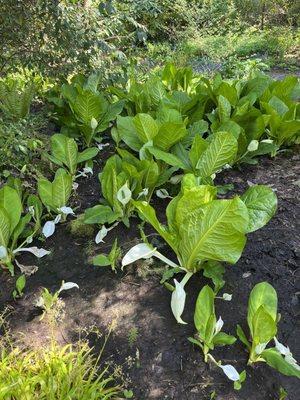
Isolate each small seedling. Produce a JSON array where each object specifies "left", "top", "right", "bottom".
[
  {"left": 92, "top": 239, "right": 121, "bottom": 272},
  {"left": 12, "top": 275, "right": 26, "bottom": 299}
]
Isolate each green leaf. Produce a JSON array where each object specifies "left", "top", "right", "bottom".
[
  {"left": 147, "top": 147, "right": 186, "bottom": 169},
  {"left": 133, "top": 201, "right": 177, "bottom": 254},
  {"left": 196, "top": 132, "right": 237, "bottom": 177},
  {"left": 0, "top": 207, "right": 10, "bottom": 247},
  {"left": 77, "top": 147, "right": 99, "bottom": 163},
  {"left": 84, "top": 205, "right": 118, "bottom": 225},
  {"left": 133, "top": 113, "right": 159, "bottom": 143},
  {"left": 218, "top": 95, "right": 231, "bottom": 122},
  {"left": 261, "top": 348, "right": 300, "bottom": 379},
  {"left": 252, "top": 306, "right": 277, "bottom": 344},
  {"left": 202, "top": 261, "right": 225, "bottom": 293},
  {"left": 0, "top": 186, "right": 22, "bottom": 234},
  {"left": 241, "top": 185, "right": 277, "bottom": 233},
  {"left": 153, "top": 122, "right": 187, "bottom": 151},
  {"left": 72, "top": 90, "right": 106, "bottom": 125},
  {"left": 189, "top": 135, "right": 209, "bottom": 170},
  {"left": 178, "top": 197, "right": 249, "bottom": 270},
  {"left": 52, "top": 169, "right": 73, "bottom": 209},
  {"left": 194, "top": 285, "right": 215, "bottom": 340},
  {"left": 213, "top": 332, "right": 236, "bottom": 346},
  {"left": 247, "top": 282, "right": 278, "bottom": 338},
  {"left": 116, "top": 116, "right": 144, "bottom": 152},
  {"left": 92, "top": 254, "right": 111, "bottom": 267},
  {"left": 236, "top": 324, "right": 251, "bottom": 351},
  {"left": 51, "top": 134, "right": 78, "bottom": 175}
]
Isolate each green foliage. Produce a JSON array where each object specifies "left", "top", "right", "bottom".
[
  {"left": 84, "top": 151, "right": 172, "bottom": 227},
  {"left": 237, "top": 282, "right": 300, "bottom": 378},
  {"left": 189, "top": 285, "right": 236, "bottom": 361},
  {"left": 93, "top": 239, "right": 122, "bottom": 272},
  {"left": 0, "top": 182, "right": 43, "bottom": 274},
  {"left": 0, "top": 115, "right": 46, "bottom": 178},
  {"left": 133, "top": 173, "right": 276, "bottom": 272},
  {"left": 49, "top": 74, "right": 124, "bottom": 147},
  {"left": 0, "top": 340, "right": 122, "bottom": 399},
  {"left": 0, "top": 78, "right": 35, "bottom": 120},
  {"left": 46, "top": 134, "right": 98, "bottom": 175},
  {"left": 38, "top": 168, "right": 73, "bottom": 213}
]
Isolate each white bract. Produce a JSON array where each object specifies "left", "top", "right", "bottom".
[
  {"left": 95, "top": 223, "right": 118, "bottom": 244},
  {"left": 97, "top": 142, "right": 110, "bottom": 151},
  {"left": 122, "top": 243, "right": 156, "bottom": 267},
  {"left": 43, "top": 221, "right": 56, "bottom": 238},
  {"left": 247, "top": 140, "right": 259, "bottom": 152},
  {"left": 117, "top": 183, "right": 132, "bottom": 205},
  {"left": 42, "top": 214, "right": 62, "bottom": 238},
  {"left": 255, "top": 342, "right": 268, "bottom": 355},
  {"left": 222, "top": 293, "right": 232, "bottom": 301},
  {"left": 13, "top": 247, "right": 50, "bottom": 258},
  {"left": 274, "top": 337, "right": 300, "bottom": 370},
  {"left": 171, "top": 272, "right": 193, "bottom": 324},
  {"left": 0, "top": 246, "right": 8, "bottom": 259},
  {"left": 156, "top": 189, "right": 172, "bottom": 199},
  {"left": 58, "top": 206, "right": 74, "bottom": 215},
  {"left": 137, "top": 188, "right": 149, "bottom": 199},
  {"left": 90, "top": 117, "right": 98, "bottom": 130},
  {"left": 214, "top": 316, "right": 224, "bottom": 334},
  {"left": 220, "top": 364, "right": 240, "bottom": 381},
  {"left": 58, "top": 281, "right": 79, "bottom": 293}
]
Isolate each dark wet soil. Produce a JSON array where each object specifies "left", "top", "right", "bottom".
[{"left": 0, "top": 150, "right": 299, "bottom": 400}]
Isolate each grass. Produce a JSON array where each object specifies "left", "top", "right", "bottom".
[{"left": 0, "top": 339, "right": 123, "bottom": 399}]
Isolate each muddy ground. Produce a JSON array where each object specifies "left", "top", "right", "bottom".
[{"left": 0, "top": 149, "right": 299, "bottom": 400}]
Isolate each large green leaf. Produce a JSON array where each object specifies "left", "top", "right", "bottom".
[
  {"left": 71, "top": 90, "right": 106, "bottom": 125},
  {"left": 116, "top": 116, "right": 143, "bottom": 152},
  {"left": 38, "top": 179, "right": 53, "bottom": 210},
  {"left": 0, "top": 207, "right": 10, "bottom": 247},
  {"left": 0, "top": 186, "right": 22, "bottom": 234},
  {"left": 196, "top": 132, "right": 237, "bottom": 177},
  {"left": 77, "top": 147, "right": 99, "bottom": 163},
  {"left": 241, "top": 185, "right": 277, "bottom": 232},
  {"left": 261, "top": 348, "right": 300, "bottom": 378},
  {"left": 218, "top": 95, "right": 231, "bottom": 122},
  {"left": 153, "top": 122, "right": 187, "bottom": 151},
  {"left": 252, "top": 306, "right": 277, "bottom": 344},
  {"left": 147, "top": 147, "right": 186, "bottom": 169},
  {"left": 194, "top": 285, "right": 215, "bottom": 341},
  {"left": 247, "top": 282, "right": 277, "bottom": 337},
  {"left": 84, "top": 205, "right": 118, "bottom": 225},
  {"left": 178, "top": 197, "right": 249, "bottom": 270},
  {"left": 133, "top": 114, "right": 159, "bottom": 143},
  {"left": 52, "top": 169, "right": 73, "bottom": 208},
  {"left": 51, "top": 134, "right": 78, "bottom": 175}
]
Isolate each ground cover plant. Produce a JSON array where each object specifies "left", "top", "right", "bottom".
[{"left": 0, "top": 2, "right": 299, "bottom": 398}]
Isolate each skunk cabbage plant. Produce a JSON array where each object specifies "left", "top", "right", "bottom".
[{"left": 122, "top": 174, "right": 277, "bottom": 323}]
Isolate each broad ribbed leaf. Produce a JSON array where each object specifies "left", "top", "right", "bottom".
[
  {"left": 252, "top": 306, "right": 277, "bottom": 344},
  {"left": 51, "top": 134, "right": 78, "bottom": 175},
  {"left": 194, "top": 285, "right": 215, "bottom": 340},
  {"left": 116, "top": 115, "right": 143, "bottom": 151},
  {"left": 0, "top": 186, "right": 22, "bottom": 234},
  {"left": 133, "top": 114, "right": 158, "bottom": 143},
  {"left": 0, "top": 207, "right": 10, "bottom": 247},
  {"left": 247, "top": 282, "right": 277, "bottom": 337},
  {"left": 196, "top": 132, "right": 237, "bottom": 177},
  {"left": 38, "top": 179, "right": 53, "bottom": 209},
  {"left": 147, "top": 147, "right": 186, "bottom": 169},
  {"left": 52, "top": 169, "right": 72, "bottom": 208},
  {"left": 153, "top": 122, "right": 187, "bottom": 151},
  {"left": 178, "top": 197, "right": 249, "bottom": 270},
  {"left": 72, "top": 91, "right": 106, "bottom": 124},
  {"left": 241, "top": 185, "right": 277, "bottom": 232}
]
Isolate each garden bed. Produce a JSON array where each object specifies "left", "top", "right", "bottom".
[{"left": 1, "top": 152, "right": 299, "bottom": 400}]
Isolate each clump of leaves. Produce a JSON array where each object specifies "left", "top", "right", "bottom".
[
  {"left": 122, "top": 173, "right": 277, "bottom": 323},
  {"left": 48, "top": 73, "right": 124, "bottom": 147},
  {"left": 45, "top": 134, "right": 98, "bottom": 176},
  {"left": 237, "top": 282, "right": 300, "bottom": 379},
  {"left": 0, "top": 180, "right": 47, "bottom": 275}
]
